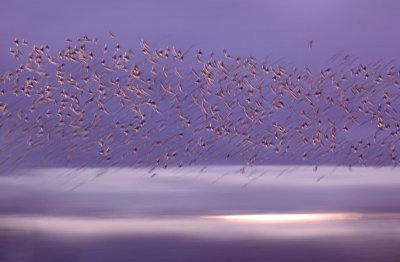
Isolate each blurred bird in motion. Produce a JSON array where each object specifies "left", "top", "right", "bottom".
[{"left": 1, "top": 34, "right": 400, "bottom": 174}]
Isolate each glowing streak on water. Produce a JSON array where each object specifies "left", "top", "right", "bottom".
[{"left": 206, "top": 213, "right": 362, "bottom": 223}]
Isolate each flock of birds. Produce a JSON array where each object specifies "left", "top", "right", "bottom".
[{"left": 1, "top": 33, "right": 400, "bottom": 173}]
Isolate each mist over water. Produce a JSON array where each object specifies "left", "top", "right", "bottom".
[{"left": 1, "top": 166, "right": 400, "bottom": 261}]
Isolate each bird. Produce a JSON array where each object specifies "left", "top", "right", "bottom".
[
  {"left": 0, "top": 33, "right": 399, "bottom": 173},
  {"left": 308, "top": 40, "right": 314, "bottom": 49}
]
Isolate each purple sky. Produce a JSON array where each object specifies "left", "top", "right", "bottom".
[
  {"left": 1, "top": 0, "right": 400, "bottom": 68},
  {"left": 2, "top": 1, "right": 400, "bottom": 168}
]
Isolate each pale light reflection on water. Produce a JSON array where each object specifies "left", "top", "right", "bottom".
[
  {"left": 1, "top": 212, "right": 400, "bottom": 238},
  {"left": 1, "top": 166, "right": 400, "bottom": 261},
  {"left": 208, "top": 212, "right": 362, "bottom": 223}
]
